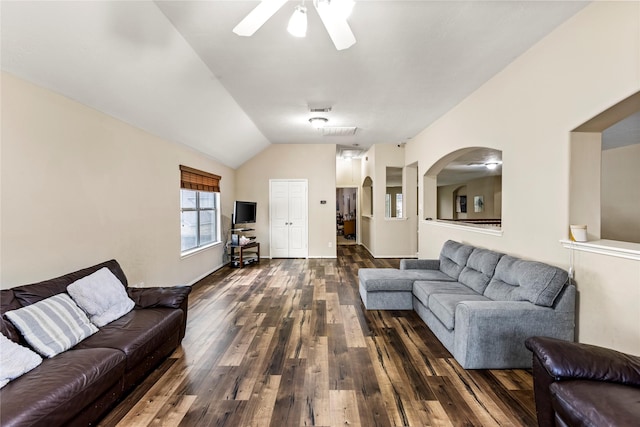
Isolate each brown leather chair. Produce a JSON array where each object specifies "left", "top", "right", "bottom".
[{"left": 525, "top": 336, "right": 640, "bottom": 427}]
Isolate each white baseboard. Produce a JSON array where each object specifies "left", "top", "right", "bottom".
[{"left": 186, "top": 263, "right": 225, "bottom": 287}]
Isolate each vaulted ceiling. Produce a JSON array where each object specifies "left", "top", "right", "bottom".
[{"left": 1, "top": 1, "right": 590, "bottom": 168}]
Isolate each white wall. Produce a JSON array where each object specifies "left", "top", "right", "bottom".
[
  {"left": 235, "top": 144, "right": 337, "bottom": 258},
  {"left": 406, "top": 2, "right": 640, "bottom": 354},
  {"left": 1, "top": 72, "right": 235, "bottom": 288}
]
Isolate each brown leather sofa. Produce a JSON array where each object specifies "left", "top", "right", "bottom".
[
  {"left": 0, "top": 259, "right": 191, "bottom": 427},
  {"left": 525, "top": 336, "right": 640, "bottom": 427}
]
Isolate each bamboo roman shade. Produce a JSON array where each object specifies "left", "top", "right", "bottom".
[{"left": 180, "top": 165, "right": 221, "bottom": 193}]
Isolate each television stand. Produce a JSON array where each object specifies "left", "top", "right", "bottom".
[{"left": 229, "top": 241, "right": 260, "bottom": 268}]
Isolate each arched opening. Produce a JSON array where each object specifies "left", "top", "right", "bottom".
[
  {"left": 570, "top": 91, "right": 640, "bottom": 244},
  {"left": 424, "top": 147, "right": 502, "bottom": 229},
  {"left": 362, "top": 176, "right": 373, "bottom": 217}
]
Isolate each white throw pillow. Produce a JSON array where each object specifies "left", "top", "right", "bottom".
[
  {"left": 67, "top": 267, "right": 135, "bottom": 327},
  {"left": 4, "top": 294, "right": 98, "bottom": 358},
  {"left": 0, "top": 333, "right": 43, "bottom": 388}
]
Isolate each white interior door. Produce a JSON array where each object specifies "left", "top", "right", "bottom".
[
  {"left": 270, "top": 180, "right": 308, "bottom": 258},
  {"left": 287, "top": 180, "right": 308, "bottom": 257},
  {"left": 270, "top": 181, "right": 290, "bottom": 258}
]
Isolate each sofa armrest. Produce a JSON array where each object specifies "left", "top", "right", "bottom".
[
  {"left": 400, "top": 259, "right": 439, "bottom": 270},
  {"left": 453, "top": 300, "right": 575, "bottom": 369},
  {"left": 525, "top": 336, "right": 640, "bottom": 386},
  {"left": 127, "top": 286, "right": 191, "bottom": 310}
]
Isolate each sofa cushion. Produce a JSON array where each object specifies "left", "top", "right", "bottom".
[
  {"left": 458, "top": 248, "right": 503, "bottom": 294},
  {"left": 412, "top": 281, "right": 479, "bottom": 308},
  {"left": 550, "top": 380, "right": 640, "bottom": 427},
  {"left": 0, "top": 333, "right": 42, "bottom": 388},
  {"left": 11, "top": 260, "right": 129, "bottom": 307},
  {"left": 483, "top": 255, "right": 568, "bottom": 307},
  {"left": 359, "top": 268, "right": 454, "bottom": 292},
  {"left": 439, "top": 240, "right": 475, "bottom": 280},
  {"left": 67, "top": 267, "right": 135, "bottom": 327},
  {"left": 127, "top": 286, "right": 191, "bottom": 309},
  {"left": 0, "top": 290, "right": 24, "bottom": 344},
  {"left": 75, "top": 307, "right": 183, "bottom": 370},
  {"left": 428, "top": 293, "right": 491, "bottom": 330},
  {"left": 0, "top": 347, "right": 126, "bottom": 426},
  {"left": 4, "top": 293, "right": 99, "bottom": 357}
]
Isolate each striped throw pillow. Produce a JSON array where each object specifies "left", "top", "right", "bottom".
[{"left": 4, "top": 293, "right": 98, "bottom": 358}]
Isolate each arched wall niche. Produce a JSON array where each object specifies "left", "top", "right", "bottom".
[
  {"left": 424, "top": 147, "right": 502, "bottom": 228},
  {"left": 362, "top": 176, "right": 373, "bottom": 216}
]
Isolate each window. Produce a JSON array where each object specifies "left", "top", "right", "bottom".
[
  {"left": 396, "top": 193, "right": 403, "bottom": 218},
  {"left": 179, "top": 165, "right": 221, "bottom": 253},
  {"left": 181, "top": 189, "right": 219, "bottom": 252}
]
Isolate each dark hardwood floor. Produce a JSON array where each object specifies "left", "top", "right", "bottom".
[{"left": 98, "top": 245, "right": 537, "bottom": 427}]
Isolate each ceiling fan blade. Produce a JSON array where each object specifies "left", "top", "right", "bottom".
[
  {"left": 314, "top": 2, "right": 356, "bottom": 50},
  {"left": 233, "top": 0, "right": 289, "bottom": 37}
]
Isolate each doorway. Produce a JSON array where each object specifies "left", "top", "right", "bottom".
[
  {"left": 270, "top": 179, "right": 309, "bottom": 258},
  {"left": 336, "top": 187, "right": 357, "bottom": 245}
]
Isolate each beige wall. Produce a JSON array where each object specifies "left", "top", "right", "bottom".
[
  {"left": 235, "top": 144, "right": 337, "bottom": 258},
  {"left": 438, "top": 176, "right": 502, "bottom": 220},
  {"left": 570, "top": 132, "right": 602, "bottom": 240},
  {"left": 406, "top": 2, "right": 640, "bottom": 354},
  {"left": 601, "top": 144, "right": 640, "bottom": 243},
  {"left": 437, "top": 176, "right": 502, "bottom": 219},
  {"left": 336, "top": 157, "right": 361, "bottom": 187},
  {"left": 360, "top": 148, "right": 376, "bottom": 249},
  {"left": 1, "top": 72, "right": 235, "bottom": 289},
  {"left": 362, "top": 144, "right": 416, "bottom": 258}
]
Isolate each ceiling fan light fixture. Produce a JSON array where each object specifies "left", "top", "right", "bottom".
[
  {"left": 287, "top": 5, "right": 308, "bottom": 38},
  {"left": 331, "top": 0, "right": 355, "bottom": 20},
  {"left": 309, "top": 117, "right": 329, "bottom": 129}
]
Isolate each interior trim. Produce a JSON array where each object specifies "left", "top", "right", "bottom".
[
  {"left": 423, "top": 219, "right": 503, "bottom": 236},
  {"left": 560, "top": 239, "right": 640, "bottom": 261}
]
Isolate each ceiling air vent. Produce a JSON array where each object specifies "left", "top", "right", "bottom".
[
  {"left": 323, "top": 126, "right": 357, "bottom": 136},
  {"left": 309, "top": 107, "right": 332, "bottom": 113}
]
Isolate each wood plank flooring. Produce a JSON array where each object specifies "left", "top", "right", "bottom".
[{"left": 98, "top": 245, "right": 537, "bottom": 427}]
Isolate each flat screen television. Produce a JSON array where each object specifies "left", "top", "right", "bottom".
[{"left": 233, "top": 201, "right": 257, "bottom": 224}]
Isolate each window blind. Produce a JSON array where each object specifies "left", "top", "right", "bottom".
[{"left": 180, "top": 165, "right": 221, "bottom": 193}]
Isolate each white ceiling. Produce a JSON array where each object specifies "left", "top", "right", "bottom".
[
  {"left": 603, "top": 111, "right": 640, "bottom": 150},
  {"left": 1, "top": 1, "right": 589, "bottom": 169}
]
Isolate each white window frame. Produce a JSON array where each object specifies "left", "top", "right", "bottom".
[{"left": 180, "top": 189, "right": 220, "bottom": 255}]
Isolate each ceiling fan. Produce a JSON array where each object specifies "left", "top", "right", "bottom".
[{"left": 233, "top": 0, "right": 356, "bottom": 51}]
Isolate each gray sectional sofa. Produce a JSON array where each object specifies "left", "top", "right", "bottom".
[{"left": 358, "top": 240, "right": 575, "bottom": 369}]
